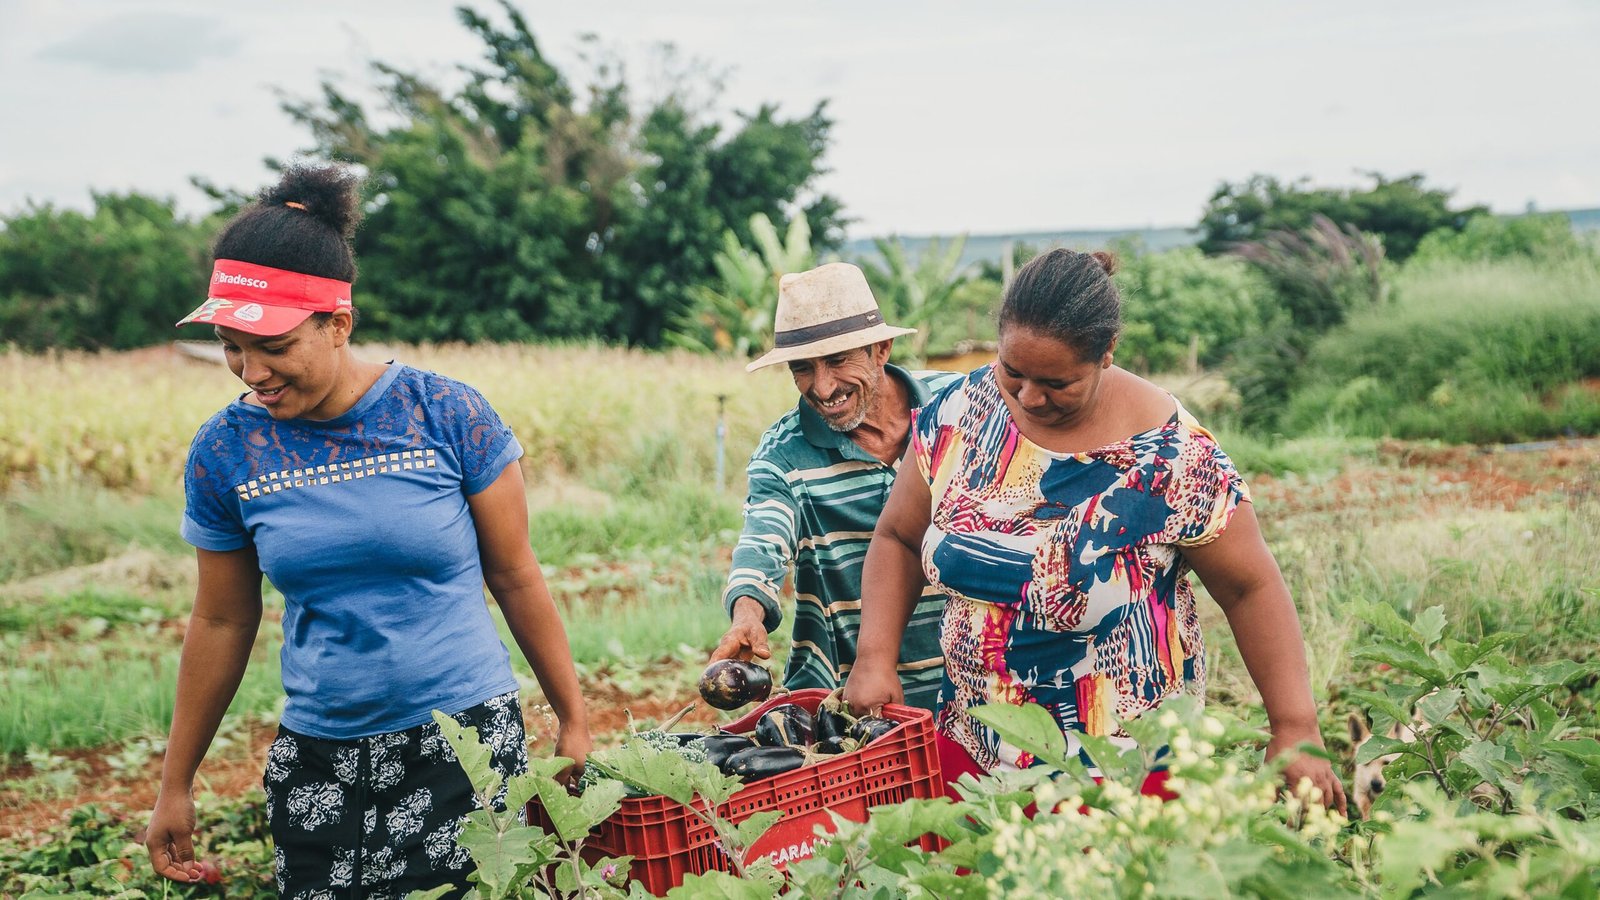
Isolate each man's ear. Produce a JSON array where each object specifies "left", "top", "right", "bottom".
[{"left": 874, "top": 338, "right": 895, "bottom": 364}]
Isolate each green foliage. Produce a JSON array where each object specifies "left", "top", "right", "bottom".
[
  {"left": 859, "top": 234, "right": 969, "bottom": 367},
  {"left": 1346, "top": 602, "right": 1600, "bottom": 820},
  {"left": 1197, "top": 171, "right": 1484, "bottom": 262},
  {"left": 1110, "top": 241, "right": 1269, "bottom": 373},
  {"left": 437, "top": 704, "right": 785, "bottom": 896},
  {"left": 0, "top": 796, "right": 275, "bottom": 898},
  {"left": 586, "top": 736, "right": 784, "bottom": 883},
  {"left": 667, "top": 213, "right": 814, "bottom": 357},
  {"left": 281, "top": 3, "right": 841, "bottom": 348},
  {"left": 1411, "top": 211, "right": 1593, "bottom": 265},
  {"left": 428, "top": 709, "right": 631, "bottom": 899},
  {"left": 1228, "top": 215, "right": 1391, "bottom": 427},
  {"left": 1280, "top": 257, "right": 1600, "bottom": 442},
  {"left": 577, "top": 705, "right": 706, "bottom": 795},
  {"left": 0, "top": 193, "right": 212, "bottom": 351}
]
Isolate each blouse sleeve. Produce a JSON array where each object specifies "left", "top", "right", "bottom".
[
  {"left": 180, "top": 425, "right": 250, "bottom": 552},
  {"left": 1164, "top": 428, "right": 1251, "bottom": 549},
  {"left": 438, "top": 379, "right": 524, "bottom": 495},
  {"left": 911, "top": 374, "right": 966, "bottom": 486}
]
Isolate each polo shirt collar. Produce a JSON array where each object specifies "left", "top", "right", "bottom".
[{"left": 797, "top": 363, "right": 929, "bottom": 456}]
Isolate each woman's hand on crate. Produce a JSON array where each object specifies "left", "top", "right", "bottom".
[
  {"left": 842, "top": 661, "right": 903, "bottom": 718},
  {"left": 554, "top": 720, "right": 594, "bottom": 787}
]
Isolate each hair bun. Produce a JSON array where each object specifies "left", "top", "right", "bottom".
[
  {"left": 259, "top": 163, "right": 363, "bottom": 239},
  {"left": 1089, "top": 250, "right": 1119, "bottom": 277}
]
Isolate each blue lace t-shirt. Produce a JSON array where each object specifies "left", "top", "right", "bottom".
[{"left": 182, "top": 363, "right": 523, "bottom": 740}]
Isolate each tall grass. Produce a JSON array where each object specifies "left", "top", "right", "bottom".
[
  {"left": 1201, "top": 486, "right": 1600, "bottom": 717},
  {"left": 520, "top": 562, "right": 733, "bottom": 668},
  {"left": 0, "top": 342, "right": 798, "bottom": 493},
  {"left": 0, "top": 483, "right": 186, "bottom": 583},
  {"left": 0, "top": 612, "right": 283, "bottom": 756},
  {"left": 1281, "top": 257, "right": 1600, "bottom": 442},
  {"left": 530, "top": 483, "right": 740, "bottom": 567}
]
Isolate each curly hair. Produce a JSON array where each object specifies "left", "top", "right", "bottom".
[{"left": 212, "top": 162, "right": 363, "bottom": 283}]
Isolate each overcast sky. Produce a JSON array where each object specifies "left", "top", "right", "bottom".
[{"left": 2, "top": 1, "right": 1596, "bottom": 237}]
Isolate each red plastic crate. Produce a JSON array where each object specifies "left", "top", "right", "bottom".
[{"left": 529, "top": 688, "right": 943, "bottom": 895}]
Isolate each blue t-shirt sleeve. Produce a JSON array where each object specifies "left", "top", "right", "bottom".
[
  {"left": 440, "top": 379, "right": 524, "bottom": 495},
  {"left": 181, "top": 422, "right": 250, "bottom": 551}
]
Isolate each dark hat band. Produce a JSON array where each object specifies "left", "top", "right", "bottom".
[{"left": 772, "top": 310, "right": 884, "bottom": 348}]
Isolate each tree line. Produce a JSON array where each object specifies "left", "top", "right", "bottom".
[{"left": 0, "top": 2, "right": 1541, "bottom": 354}]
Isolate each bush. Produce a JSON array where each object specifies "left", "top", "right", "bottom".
[
  {"left": 1411, "top": 211, "right": 1591, "bottom": 265},
  {"left": 1227, "top": 215, "right": 1392, "bottom": 428},
  {"left": 0, "top": 194, "right": 212, "bottom": 351},
  {"left": 1113, "top": 242, "right": 1269, "bottom": 373},
  {"left": 1281, "top": 258, "right": 1600, "bottom": 442}
]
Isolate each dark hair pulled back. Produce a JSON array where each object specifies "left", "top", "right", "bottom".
[
  {"left": 212, "top": 163, "right": 362, "bottom": 283},
  {"left": 998, "top": 248, "right": 1121, "bottom": 359}
]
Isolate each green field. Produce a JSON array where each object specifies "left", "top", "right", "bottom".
[{"left": 1, "top": 340, "right": 1596, "bottom": 896}]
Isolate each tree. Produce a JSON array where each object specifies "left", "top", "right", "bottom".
[
  {"left": 667, "top": 213, "right": 814, "bottom": 357},
  {"left": 860, "top": 235, "right": 969, "bottom": 367},
  {"left": 1197, "top": 172, "right": 1485, "bottom": 262},
  {"left": 0, "top": 194, "right": 212, "bottom": 351},
  {"left": 276, "top": 2, "right": 843, "bottom": 347}
]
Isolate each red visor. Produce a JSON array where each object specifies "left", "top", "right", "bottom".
[{"left": 176, "top": 259, "right": 353, "bottom": 336}]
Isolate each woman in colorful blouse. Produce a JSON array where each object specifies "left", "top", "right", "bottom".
[{"left": 843, "top": 248, "right": 1346, "bottom": 814}]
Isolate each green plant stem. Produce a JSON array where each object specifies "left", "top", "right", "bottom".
[{"left": 696, "top": 798, "right": 747, "bottom": 878}]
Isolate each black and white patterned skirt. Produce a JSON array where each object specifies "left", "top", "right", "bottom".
[{"left": 263, "top": 691, "right": 528, "bottom": 900}]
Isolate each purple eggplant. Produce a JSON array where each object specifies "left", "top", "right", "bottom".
[
  {"left": 724, "top": 745, "right": 806, "bottom": 782},
  {"left": 847, "top": 715, "right": 897, "bottom": 746},
  {"left": 813, "top": 686, "right": 855, "bottom": 744},
  {"left": 812, "top": 735, "right": 859, "bottom": 755},
  {"left": 754, "top": 704, "right": 815, "bottom": 748},
  {"left": 700, "top": 733, "right": 757, "bottom": 769},
  {"left": 814, "top": 704, "right": 851, "bottom": 744},
  {"left": 698, "top": 660, "right": 774, "bottom": 711}
]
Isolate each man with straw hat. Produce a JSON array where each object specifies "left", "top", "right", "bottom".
[{"left": 709, "top": 262, "right": 956, "bottom": 711}]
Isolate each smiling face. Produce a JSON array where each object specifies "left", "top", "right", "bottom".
[
  {"left": 215, "top": 311, "right": 352, "bottom": 421},
  {"left": 994, "top": 325, "right": 1115, "bottom": 430},
  {"left": 787, "top": 341, "right": 891, "bottom": 432}
]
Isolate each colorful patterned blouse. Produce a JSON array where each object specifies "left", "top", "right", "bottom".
[{"left": 911, "top": 365, "right": 1249, "bottom": 770}]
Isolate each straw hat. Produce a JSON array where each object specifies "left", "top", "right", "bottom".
[{"left": 746, "top": 262, "right": 915, "bottom": 371}]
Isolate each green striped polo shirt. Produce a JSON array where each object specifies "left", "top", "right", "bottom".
[{"left": 723, "top": 364, "right": 960, "bottom": 712}]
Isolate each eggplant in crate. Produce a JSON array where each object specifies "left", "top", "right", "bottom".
[{"left": 527, "top": 688, "right": 943, "bottom": 896}]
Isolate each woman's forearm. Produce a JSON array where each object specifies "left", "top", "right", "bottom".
[
  {"left": 490, "top": 565, "right": 589, "bottom": 729},
  {"left": 160, "top": 613, "right": 260, "bottom": 794},
  {"left": 1219, "top": 586, "right": 1321, "bottom": 738},
  {"left": 854, "top": 531, "right": 925, "bottom": 668}
]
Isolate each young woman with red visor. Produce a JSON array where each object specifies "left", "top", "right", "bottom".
[{"left": 146, "top": 163, "right": 592, "bottom": 898}]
